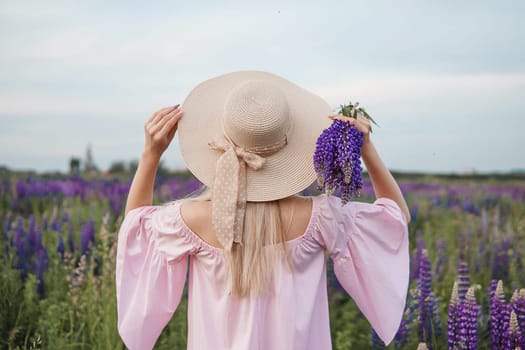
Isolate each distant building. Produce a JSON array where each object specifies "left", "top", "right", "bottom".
[
  {"left": 84, "top": 144, "right": 99, "bottom": 174},
  {"left": 461, "top": 168, "right": 477, "bottom": 175}
]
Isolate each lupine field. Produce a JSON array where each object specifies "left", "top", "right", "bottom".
[{"left": 1, "top": 168, "right": 524, "bottom": 349}]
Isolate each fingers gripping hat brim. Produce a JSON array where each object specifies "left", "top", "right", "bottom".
[{"left": 179, "top": 70, "right": 332, "bottom": 202}]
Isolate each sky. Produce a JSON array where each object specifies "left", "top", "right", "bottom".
[{"left": 1, "top": 0, "right": 524, "bottom": 174}]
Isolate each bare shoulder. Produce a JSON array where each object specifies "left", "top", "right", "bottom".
[
  {"left": 279, "top": 195, "right": 313, "bottom": 240},
  {"left": 180, "top": 199, "right": 211, "bottom": 226},
  {"left": 179, "top": 199, "right": 223, "bottom": 247},
  {"left": 293, "top": 195, "right": 313, "bottom": 216}
]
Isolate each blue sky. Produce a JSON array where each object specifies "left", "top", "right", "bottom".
[{"left": 1, "top": 0, "right": 524, "bottom": 173}]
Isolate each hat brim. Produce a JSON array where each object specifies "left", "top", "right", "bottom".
[{"left": 179, "top": 70, "right": 332, "bottom": 202}]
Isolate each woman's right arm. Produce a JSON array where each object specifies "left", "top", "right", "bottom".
[
  {"left": 328, "top": 113, "right": 411, "bottom": 223},
  {"left": 361, "top": 140, "right": 410, "bottom": 223}
]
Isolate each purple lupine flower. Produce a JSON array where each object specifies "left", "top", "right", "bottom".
[
  {"left": 34, "top": 246, "right": 49, "bottom": 296},
  {"left": 27, "top": 215, "right": 38, "bottom": 252},
  {"left": 492, "top": 239, "right": 511, "bottom": 282},
  {"left": 457, "top": 261, "right": 470, "bottom": 300},
  {"left": 3, "top": 214, "right": 12, "bottom": 237},
  {"left": 109, "top": 194, "right": 123, "bottom": 218},
  {"left": 433, "top": 239, "right": 447, "bottom": 281},
  {"left": 313, "top": 119, "right": 364, "bottom": 204},
  {"left": 31, "top": 179, "right": 47, "bottom": 197},
  {"left": 418, "top": 249, "right": 433, "bottom": 348},
  {"left": 371, "top": 328, "right": 385, "bottom": 349},
  {"left": 336, "top": 124, "right": 363, "bottom": 203},
  {"left": 80, "top": 220, "right": 95, "bottom": 254},
  {"left": 394, "top": 313, "right": 408, "bottom": 348},
  {"left": 411, "top": 231, "right": 425, "bottom": 279},
  {"left": 457, "top": 286, "right": 480, "bottom": 350},
  {"left": 448, "top": 281, "right": 460, "bottom": 349},
  {"left": 490, "top": 280, "right": 510, "bottom": 349},
  {"left": 160, "top": 177, "right": 201, "bottom": 201},
  {"left": 410, "top": 203, "right": 418, "bottom": 222},
  {"left": 511, "top": 289, "right": 525, "bottom": 349},
  {"left": 47, "top": 180, "right": 62, "bottom": 195},
  {"left": 62, "top": 210, "right": 70, "bottom": 222},
  {"left": 15, "top": 179, "right": 28, "bottom": 199},
  {"left": 461, "top": 198, "right": 480, "bottom": 216},
  {"left": 313, "top": 119, "right": 343, "bottom": 194},
  {"left": 505, "top": 310, "right": 523, "bottom": 350},
  {"left": 13, "top": 217, "right": 28, "bottom": 277},
  {"left": 429, "top": 292, "right": 443, "bottom": 338},
  {"left": 3, "top": 214, "right": 12, "bottom": 256},
  {"left": 49, "top": 206, "right": 60, "bottom": 231}
]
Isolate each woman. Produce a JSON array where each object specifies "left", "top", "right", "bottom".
[{"left": 116, "top": 71, "right": 411, "bottom": 350}]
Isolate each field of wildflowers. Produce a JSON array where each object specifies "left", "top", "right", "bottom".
[{"left": 1, "top": 169, "right": 524, "bottom": 349}]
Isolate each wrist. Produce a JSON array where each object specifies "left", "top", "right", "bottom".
[
  {"left": 361, "top": 138, "right": 374, "bottom": 156},
  {"left": 140, "top": 150, "right": 162, "bottom": 165}
]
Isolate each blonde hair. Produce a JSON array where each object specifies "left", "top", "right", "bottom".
[{"left": 188, "top": 186, "right": 293, "bottom": 297}]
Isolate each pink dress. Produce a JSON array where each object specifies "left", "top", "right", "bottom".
[{"left": 116, "top": 195, "right": 409, "bottom": 350}]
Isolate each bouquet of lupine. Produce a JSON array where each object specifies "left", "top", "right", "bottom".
[{"left": 313, "top": 101, "right": 377, "bottom": 205}]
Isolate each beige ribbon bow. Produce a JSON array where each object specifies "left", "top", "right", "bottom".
[{"left": 208, "top": 136, "right": 265, "bottom": 251}]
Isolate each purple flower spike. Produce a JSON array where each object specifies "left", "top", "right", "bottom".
[
  {"left": 448, "top": 281, "right": 460, "bottom": 349},
  {"left": 35, "top": 246, "right": 49, "bottom": 296},
  {"left": 505, "top": 310, "right": 524, "bottom": 350},
  {"left": 394, "top": 314, "right": 408, "bottom": 348},
  {"left": 433, "top": 239, "right": 447, "bottom": 280},
  {"left": 313, "top": 114, "right": 365, "bottom": 205},
  {"left": 490, "top": 280, "right": 510, "bottom": 349},
  {"left": 511, "top": 289, "right": 525, "bottom": 349},
  {"left": 457, "top": 261, "right": 470, "bottom": 300},
  {"left": 80, "top": 220, "right": 95, "bottom": 254},
  {"left": 371, "top": 328, "right": 385, "bottom": 349},
  {"left": 457, "top": 286, "right": 480, "bottom": 350},
  {"left": 417, "top": 249, "right": 433, "bottom": 347},
  {"left": 13, "top": 217, "right": 28, "bottom": 277}
]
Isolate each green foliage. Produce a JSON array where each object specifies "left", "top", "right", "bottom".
[
  {"left": 338, "top": 100, "right": 378, "bottom": 132},
  {"left": 0, "top": 171, "right": 524, "bottom": 349}
]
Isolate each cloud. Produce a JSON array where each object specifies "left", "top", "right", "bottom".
[
  {"left": 1, "top": 0, "right": 525, "bottom": 172},
  {"left": 313, "top": 72, "right": 525, "bottom": 115}
]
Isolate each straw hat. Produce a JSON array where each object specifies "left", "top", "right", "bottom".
[{"left": 179, "top": 70, "right": 331, "bottom": 202}]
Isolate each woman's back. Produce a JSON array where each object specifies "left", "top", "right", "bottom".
[{"left": 180, "top": 195, "right": 313, "bottom": 248}]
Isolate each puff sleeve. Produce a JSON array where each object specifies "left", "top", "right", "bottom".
[
  {"left": 116, "top": 204, "right": 194, "bottom": 350},
  {"left": 316, "top": 195, "right": 410, "bottom": 345}
]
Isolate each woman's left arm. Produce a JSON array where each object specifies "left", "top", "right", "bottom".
[{"left": 125, "top": 105, "right": 183, "bottom": 215}]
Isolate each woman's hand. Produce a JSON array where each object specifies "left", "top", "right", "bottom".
[
  {"left": 124, "top": 104, "right": 183, "bottom": 215},
  {"left": 328, "top": 112, "right": 372, "bottom": 144},
  {"left": 143, "top": 105, "right": 184, "bottom": 159}
]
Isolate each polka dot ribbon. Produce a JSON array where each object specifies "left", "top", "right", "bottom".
[{"left": 208, "top": 134, "right": 287, "bottom": 251}]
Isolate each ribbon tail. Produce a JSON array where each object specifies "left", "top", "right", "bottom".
[
  {"left": 211, "top": 148, "right": 239, "bottom": 251},
  {"left": 233, "top": 162, "right": 247, "bottom": 244}
]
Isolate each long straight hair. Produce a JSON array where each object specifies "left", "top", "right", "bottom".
[{"left": 188, "top": 186, "right": 293, "bottom": 297}]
